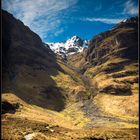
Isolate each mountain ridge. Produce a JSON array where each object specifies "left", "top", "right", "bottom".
[{"left": 47, "top": 35, "right": 89, "bottom": 58}]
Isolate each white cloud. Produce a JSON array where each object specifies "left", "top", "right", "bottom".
[
  {"left": 54, "top": 28, "right": 64, "bottom": 36},
  {"left": 81, "top": 18, "right": 124, "bottom": 24},
  {"left": 2, "top": 0, "right": 78, "bottom": 41},
  {"left": 123, "top": 0, "right": 138, "bottom": 15}
]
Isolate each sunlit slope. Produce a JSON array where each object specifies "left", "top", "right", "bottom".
[
  {"left": 68, "top": 17, "right": 138, "bottom": 125},
  {"left": 2, "top": 93, "right": 138, "bottom": 140}
]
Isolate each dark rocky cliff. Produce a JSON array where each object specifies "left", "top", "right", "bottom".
[
  {"left": 2, "top": 10, "right": 65, "bottom": 111},
  {"left": 68, "top": 17, "right": 138, "bottom": 96},
  {"left": 85, "top": 17, "right": 138, "bottom": 66},
  {"left": 2, "top": 10, "right": 57, "bottom": 72}
]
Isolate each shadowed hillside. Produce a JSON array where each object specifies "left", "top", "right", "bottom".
[
  {"left": 2, "top": 10, "right": 89, "bottom": 112},
  {"left": 2, "top": 10, "right": 66, "bottom": 111}
]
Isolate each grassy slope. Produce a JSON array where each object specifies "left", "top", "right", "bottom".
[
  {"left": 66, "top": 21, "right": 138, "bottom": 132},
  {"left": 2, "top": 93, "right": 138, "bottom": 140},
  {"left": 84, "top": 57, "right": 138, "bottom": 119},
  {"left": 2, "top": 58, "right": 138, "bottom": 139},
  {"left": 67, "top": 52, "right": 86, "bottom": 69},
  {"left": 2, "top": 58, "right": 92, "bottom": 138}
]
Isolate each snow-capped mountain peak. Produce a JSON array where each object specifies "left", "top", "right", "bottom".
[{"left": 47, "top": 36, "right": 89, "bottom": 58}]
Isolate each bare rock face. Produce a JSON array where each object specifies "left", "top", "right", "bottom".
[
  {"left": 85, "top": 17, "right": 138, "bottom": 66},
  {"left": 2, "top": 101, "right": 20, "bottom": 114},
  {"left": 84, "top": 17, "right": 138, "bottom": 95},
  {"left": 2, "top": 10, "right": 57, "bottom": 71},
  {"left": 66, "top": 17, "right": 138, "bottom": 122}
]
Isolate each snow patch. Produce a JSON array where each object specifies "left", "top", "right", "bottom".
[{"left": 46, "top": 36, "right": 89, "bottom": 58}]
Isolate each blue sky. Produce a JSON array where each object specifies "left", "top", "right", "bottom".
[{"left": 2, "top": 0, "right": 138, "bottom": 43}]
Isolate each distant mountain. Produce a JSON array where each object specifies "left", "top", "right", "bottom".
[{"left": 47, "top": 36, "right": 89, "bottom": 58}]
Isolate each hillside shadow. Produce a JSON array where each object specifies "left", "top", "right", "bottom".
[
  {"left": 2, "top": 10, "right": 66, "bottom": 112},
  {"left": 100, "top": 84, "right": 132, "bottom": 96},
  {"left": 40, "top": 86, "right": 66, "bottom": 111},
  {"left": 2, "top": 51, "right": 66, "bottom": 112},
  {"left": 2, "top": 101, "right": 19, "bottom": 114},
  {"left": 2, "top": 58, "right": 66, "bottom": 112}
]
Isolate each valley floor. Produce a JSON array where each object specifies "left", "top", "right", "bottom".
[
  {"left": 2, "top": 92, "right": 138, "bottom": 140},
  {"left": 2, "top": 60, "right": 139, "bottom": 140}
]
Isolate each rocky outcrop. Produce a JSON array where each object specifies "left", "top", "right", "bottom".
[
  {"left": 2, "top": 10, "right": 58, "bottom": 71},
  {"left": 66, "top": 17, "right": 138, "bottom": 124},
  {"left": 85, "top": 17, "right": 138, "bottom": 65},
  {"left": 2, "top": 101, "right": 19, "bottom": 114},
  {"left": 84, "top": 17, "right": 138, "bottom": 95},
  {"left": 68, "top": 17, "right": 138, "bottom": 97}
]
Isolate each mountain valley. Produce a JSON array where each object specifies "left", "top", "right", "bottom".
[{"left": 1, "top": 10, "right": 139, "bottom": 140}]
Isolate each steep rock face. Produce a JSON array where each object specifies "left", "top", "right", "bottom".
[
  {"left": 85, "top": 17, "right": 138, "bottom": 65},
  {"left": 86, "top": 17, "right": 138, "bottom": 118},
  {"left": 84, "top": 17, "right": 138, "bottom": 94},
  {"left": 2, "top": 10, "right": 57, "bottom": 70}
]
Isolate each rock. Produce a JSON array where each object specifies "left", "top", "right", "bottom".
[
  {"left": 50, "top": 129, "right": 54, "bottom": 132},
  {"left": 85, "top": 16, "right": 138, "bottom": 64},
  {"left": 2, "top": 101, "right": 19, "bottom": 114}
]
